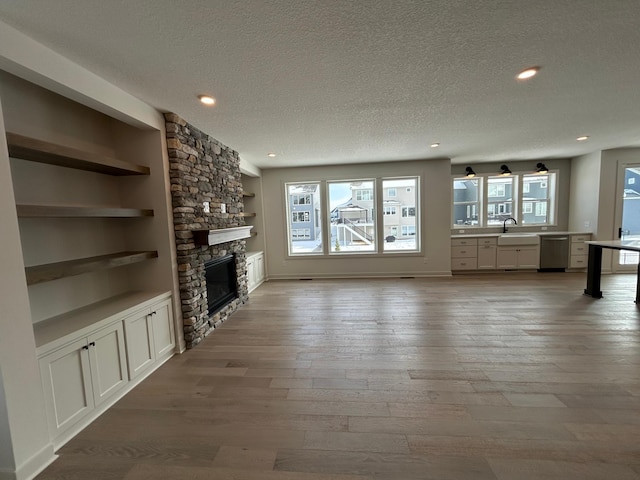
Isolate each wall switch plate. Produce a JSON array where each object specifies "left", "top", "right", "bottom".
[
  {"left": 220, "top": 203, "right": 226, "bottom": 213},
  {"left": 459, "top": 229, "right": 465, "bottom": 233},
  {"left": 203, "top": 202, "right": 210, "bottom": 213},
  {"left": 541, "top": 226, "right": 547, "bottom": 230}
]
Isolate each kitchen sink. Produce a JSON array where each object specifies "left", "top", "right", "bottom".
[{"left": 498, "top": 233, "right": 540, "bottom": 245}]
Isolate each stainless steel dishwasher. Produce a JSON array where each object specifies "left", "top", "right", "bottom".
[{"left": 538, "top": 235, "right": 570, "bottom": 271}]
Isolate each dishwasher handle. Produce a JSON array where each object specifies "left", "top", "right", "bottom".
[{"left": 544, "top": 237, "right": 568, "bottom": 241}]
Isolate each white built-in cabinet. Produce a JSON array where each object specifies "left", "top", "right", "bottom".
[
  {"left": 124, "top": 298, "right": 175, "bottom": 380},
  {"left": 1, "top": 73, "right": 177, "bottom": 450},
  {"left": 496, "top": 245, "right": 540, "bottom": 269},
  {"left": 36, "top": 292, "right": 173, "bottom": 447},
  {"left": 246, "top": 251, "right": 266, "bottom": 292}
]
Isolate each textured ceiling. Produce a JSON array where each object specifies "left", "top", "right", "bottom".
[{"left": 1, "top": 1, "right": 639, "bottom": 169}]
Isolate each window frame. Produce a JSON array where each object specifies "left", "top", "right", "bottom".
[
  {"left": 452, "top": 169, "right": 559, "bottom": 229},
  {"left": 286, "top": 176, "right": 421, "bottom": 258}
]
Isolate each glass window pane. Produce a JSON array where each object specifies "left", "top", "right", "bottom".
[
  {"left": 487, "top": 176, "right": 514, "bottom": 225},
  {"left": 330, "top": 180, "right": 375, "bottom": 253},
  {"left": 521, "top": 173, "right": 555, "bottom": 224},
  {"left": 383, "top": 178, "right": 418, "bottom": 251},
  {"left": 286, "top": 183, "right": 322, "bottom": 255},
  {"left": 453, "top": 178, "right": 481, "bottom": 226}
]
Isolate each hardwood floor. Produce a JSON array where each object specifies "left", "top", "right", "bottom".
[{"left": 36, "top": 273, "right": 640, "bottom": 479}]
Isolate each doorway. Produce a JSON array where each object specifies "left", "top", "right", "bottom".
[{"left": 613, "top": 164, "right": 640, "bottom": 272}]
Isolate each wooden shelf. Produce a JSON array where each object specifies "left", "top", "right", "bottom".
[
  {"left": 243, "top": 192, "right": 256, "bottom": 198},
  {"left": 25, "top": 251, "right": 158, "bottom": 285},
  {"left": 6, "top": 132, "right": 150, "bottom": 176},
  {"left": 240, "top": 212, "right": 257, "bottom": 218},
  {"left": 17, "top": 204, "right": 154, "bottom": 218}
]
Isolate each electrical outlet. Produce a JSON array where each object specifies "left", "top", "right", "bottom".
[
  {"left": 459, "top": 229, "right": 465, "bottom": 233},
  {"left": 203, "top": 202, "right": 210, "bottom": 213},
  {"left": 220, "top": 203, "right": 226, "bottom": 214}
]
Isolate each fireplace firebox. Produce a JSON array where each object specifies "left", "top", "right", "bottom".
[{"left": 204, "top": 254, "right": 238, "bottom": 315}]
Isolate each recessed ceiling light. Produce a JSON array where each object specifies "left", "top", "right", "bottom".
[
  {"left": 267, "top": 152, "right": 276, "bottom": 157},
  {"left": 198, "top": 95, "right": 216, "bottom": 106},
  {"left": 516, "top": 66, "right": 541, "bottom": 80},
  {"left": 576, "top": 135, "right": 589, "bottom": 141},
  {"left": 430, "top": 143, "right": 440, "bottom": 148}
]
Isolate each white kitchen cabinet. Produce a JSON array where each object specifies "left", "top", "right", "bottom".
[
  {"left": 124, "top": 298, "right": 175, "bottom": 380},
  {"left": 247, "top": 251, "right": 265, "bottom": 292},
  {"left": 477, "top": 238, "right": 497, "bottom": 269},
  {"left": 497, "top": 245, "right": 540, "bottom": 269},
  {"left": 569, "top": 234, "right": 591, "bottom": 268},
  {"left": 451, "top": 238, "right": 478, "bottom": 270},
  {"left": 39, "top": 321, "right": 127, "bottom": 440}
]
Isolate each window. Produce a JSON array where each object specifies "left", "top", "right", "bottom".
[
  {"left": 292, "top": 211, "right": 310, "bottom": 222},
  {"left": 487, "top": 176, "right": 514, "bottom": 225},
  {"left": 355, "top": 189, "right": 373, "bottom": 201},
  {"left": 291, "top": 228, "right": 311, "bottom": 239},
  {"left": 402, "top": 207, "right": 416, "bottom": 217},
  {"left": 292, "top": 194, "right": 311, "bottom": 205},
  {"left": 383, "top": 206, "right": 397, "bottom": 215},
  {"left": 384, "top": 178, "right": 418, "bottom": 251},
  {"left": 535, "top": 202, "right": 547, "bottom": 217},
  {"left": 629, "top": 178, "right": 636, "bottom": 185},
  {"left": 452, "top": 171, "right": 558, "bottom": 228},
  {"left": 521, "top": 173, "right": 556, "bottom": 224},
  {"left": 286, "top": 183, "right": 322, "bottom": 255},
  {"left": 330, "top": 180, "right": 376, "bottom": 253},
  {"left": 452, "top": 177, "right": 481, "bottom": 227},
  {"left": 401, "top": 225, "right": 416, "bottom": 236},
  {"left": 287, "top": 177, "right": 419, "bottom": 256},
  {"left": 488, "top": 183, "right": 505, "bottom": 197}
]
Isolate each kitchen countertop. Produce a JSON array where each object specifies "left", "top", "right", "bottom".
[{"left": 451, "top": 231, "right": 592, "bottom": 239}]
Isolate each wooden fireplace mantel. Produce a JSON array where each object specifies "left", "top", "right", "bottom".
[{"left": 192, "top": 226, "right": 254, "bottom": 246}]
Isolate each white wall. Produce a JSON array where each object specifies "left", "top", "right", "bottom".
[
  {"left": 261, "top": 158, "right": 452, "bottom": 279},
  {"left": 568, "top": 152, "right": 601, "bottom": 234},
  {"left": 0, "top": 98, "right": 54, "bottom": 480}
]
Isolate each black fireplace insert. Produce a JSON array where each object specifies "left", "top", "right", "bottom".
[{"left": 203, "top": 254, "right": 238, "bottom": 315}]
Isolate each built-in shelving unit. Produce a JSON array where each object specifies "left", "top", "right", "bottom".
[
  {"left": 25, "top": 251, "right": 159, "bottom": 285},
  {"left": 16, "top": 205, "right": 154, "bottom": 218},
  {"left": 6, "top": 132, "right": 150, "bottom": 175},
  {"left": 240, "top": 212, "right": 257, "bottom": 218}
]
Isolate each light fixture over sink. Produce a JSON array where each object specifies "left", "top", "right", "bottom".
[{"left": 499, "top": 164, "right": 512, "bottom": 176}]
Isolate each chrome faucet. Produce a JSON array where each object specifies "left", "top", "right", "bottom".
[{"left": 503, "top": 217, "right": 517, "bottom": 233}]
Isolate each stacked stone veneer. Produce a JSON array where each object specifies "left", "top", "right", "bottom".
[{"left": 164, "top": 113, "right": 248, "bottom": 348}]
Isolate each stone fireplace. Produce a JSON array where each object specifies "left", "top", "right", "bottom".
[{"left": 164, "top": 113, "right": 249, "bottom": 348}]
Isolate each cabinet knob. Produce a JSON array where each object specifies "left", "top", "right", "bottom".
[
  {"left": 82, "top": 345, "right": 89, "bottom": 350},
  {"left": 89, "top": 342, "right": 96, "bottom": 347}
]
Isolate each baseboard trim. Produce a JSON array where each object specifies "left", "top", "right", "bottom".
[
  {"left": 0, "top": 443, "right": 57, "bottom": 480},
  {"left": 267, "top": 271, "right": 452, "bottom": 280}
]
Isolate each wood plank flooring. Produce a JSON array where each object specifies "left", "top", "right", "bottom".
[{"left": 36, "top": 273, "right": 640, "bottom": 480}]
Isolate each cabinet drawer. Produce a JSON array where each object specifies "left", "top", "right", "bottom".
[
  {"left": 451, "top": 238, "right": 478, "bottom": 247},
  {"left": 570, "top": 255, "right": 588, "bottom": 268},
  {"left": 451, "top": 245, "right": 477, "bottom": 258},
  {"left": 451, "top": 258, "right": 478, "bottom": 270},
  {"left": 478, "top": 237, "right": 497, "bottom": 246},
  {"left": 571, "top": 243, "right": 588, "bottom": 256},
  {"left": 572, "top": 235, "right": 590, "bottom": 243}
]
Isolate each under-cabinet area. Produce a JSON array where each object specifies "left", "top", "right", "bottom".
[{"left": 451, "top": 233, "right": 591, "bottom": 272}]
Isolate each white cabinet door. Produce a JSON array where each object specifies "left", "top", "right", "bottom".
[
  {"left": 517, "top": 246, "right": 540, "bottom": 269},
  {"left": 247, "top": 257, "right": 256, "bottom": 292},
  {"left": 151, "top": 299, "right": 175, "bottom": 359},
  {"left": 256, "top": 253, "right": 265, "bottom": 284},
  {"left": 497, "top": 247, "right": 518, "bottom": 269},
  {"left": 477, "top": 245, "right": 497, "bottom": 269},
  {"left": 87, "top": 322, "right": 128, "bottom": 406},
  {"left": 39, "top": 338, "right": 94, "bottom": 435},
  {"left": 124, "top": 310, "right": 155, "bottom": 379}
]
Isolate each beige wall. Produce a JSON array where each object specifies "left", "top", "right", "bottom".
[{"left": 261, "top": 158, "right": 452, "bottom": 279}]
